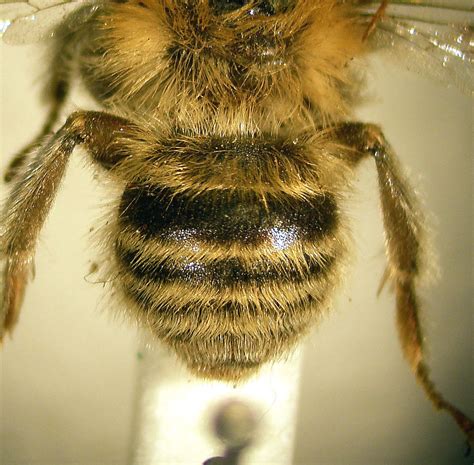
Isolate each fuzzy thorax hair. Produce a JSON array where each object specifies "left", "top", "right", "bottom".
[{"left": 95, "top": 0, "right": 365, "bottom": 130}]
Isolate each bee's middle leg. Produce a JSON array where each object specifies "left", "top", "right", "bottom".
[
  {"left": 4, "top": 26, "right": 80, "bottom": 183},
  {"left": 1, "top": 111, "right": 136, "bottom": 342}
]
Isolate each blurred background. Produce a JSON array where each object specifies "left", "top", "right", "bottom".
[{"left": 0, "top": 31, "right": 472, "bottom": 465}]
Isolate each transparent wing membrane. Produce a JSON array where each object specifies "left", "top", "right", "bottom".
[
  {"left": 371, "top": 21, "right": 472, "bottom": 93},
  {"left": 0, "top": 0, "right": 95, "bottom": 44},
  {"left": 356, "top": 0, "right": 473, "bottom": 93},
  {"left": 356, "top": 0, "right": 473, "bottom": 14}
]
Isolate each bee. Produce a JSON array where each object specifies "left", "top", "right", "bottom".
[{"left": 1, "top": 0, "right": 473, "bottom": 448}]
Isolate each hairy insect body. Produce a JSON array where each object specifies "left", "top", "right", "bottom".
[
  {"left": 82, "top": 0, "right": 360, "bottom": 378},
  {"left": 78, "top": 0, "right": 363, "bottom": 129},
  {"left": 2, "top": 0, "right": 473, "bottom": 442},
  {"left": 112, "top": 136, "right": 348, "bottom": 379}
]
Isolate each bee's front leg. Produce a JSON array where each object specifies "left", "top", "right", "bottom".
[
  {"left": 333, "top": 122, "right": 474, "bottom": 445},
  {"left": 0, "top": 111, "right": 135, "bottom": 342}
]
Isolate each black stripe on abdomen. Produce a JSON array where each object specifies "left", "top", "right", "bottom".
[
  {"left": 118, "top": 185, "right": 338, "bottom": 247},
  {"left": 116, "top": 245, "right": 334, "bottom": 288}
]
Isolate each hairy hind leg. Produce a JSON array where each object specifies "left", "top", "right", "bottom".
[{"left": 334, "top": 122, "right": 474, "bottom": 444}]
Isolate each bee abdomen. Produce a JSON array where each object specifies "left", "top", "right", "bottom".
[{"left": 114, "top": 184, "right": 345, "bottom": 379}]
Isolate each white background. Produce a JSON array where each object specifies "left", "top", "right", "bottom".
[{"left": 1, "top": 33, "right": 472, "bottom": 465}]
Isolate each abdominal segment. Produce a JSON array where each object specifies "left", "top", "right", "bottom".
[{"left": 115, "top": 185, "right": 344, "bottom": 380}]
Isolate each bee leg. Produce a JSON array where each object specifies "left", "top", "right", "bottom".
[
  {"left": 362, "top": 0, "right": 389, "bottom": 41},
  {"left": 1, "top": 111, "right": 134, "bottom": 343},
  {"left": 4, "top": 32, "right": 76, "bottom": 183},
  {"left": 334, "top": 122, "right": 474, "bottom": 444}
]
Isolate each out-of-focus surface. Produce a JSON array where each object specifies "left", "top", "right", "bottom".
[
  {"left": 129, "top": 344, "right": 302, "bottom": 465},
  {"left": 1, "top": 40, "right": 472, "bottom": 465}
]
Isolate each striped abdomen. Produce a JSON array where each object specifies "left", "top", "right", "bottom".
[{"left": 114, "top": 142, "right": 347, "bottom": 380}]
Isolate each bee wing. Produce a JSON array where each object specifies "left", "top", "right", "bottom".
[
  {"left": 0, "top": 0, "right": 98, "bottom": 45},
  {"left": 356, "top": 1, "right": 473, "bottom": 94}
]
